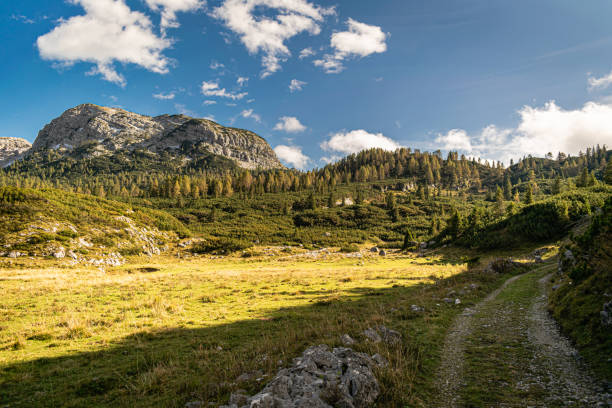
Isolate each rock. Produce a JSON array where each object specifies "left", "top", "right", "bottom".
[
  {"left": 484, "top": 258, "right": 528, "bottom": 274},
  {"left": 379, "top": 250, "right": 387, "bottom": 256},
  {"left": 443, "top": 298, "right": 454, "bottom": 304},
  {"left": 370, "top": 247, "right": 379, "bottom": 253},
  {"left": 221, "top": 345, "right": 380, "bottom": 408},
  {"left": 411, "top": 305, "right": 424, "bottom": 312},
  {"left": 7, "top": 251, "right": 21, "bottom": 258},
  {"left": 324, "top": 232, "right": 331, "bottom": 237},
  {"left": 558, "top": 248, "right": 576, "bottom": 274},
  {"left": 0, "top": 137, "right": 31, "bottom": 168},
  {"left": 602, "top": 302, "right": 612, "bottom": 327},
  {"left": 53, "top": 247, "right": 66, "bottom": 259},
  {"left": 372, "top": 353, "right": 388, "bottom": 367},
  {"left": 454, "top": 298, "right": 461, "bottom": 305},
  {"left": 185, "top": 402, "right": 205, "bottom": 408},
  {"left": 552, "top": 284, "right": 560, "bottom": 291},
  {"left": 534, "top": 255, "right": 543, "bottom": 263},
  {"left": 67, "top": 250, "right": 78, "bottom": 260},
  {"left": 376, "top": 325, "right": 402, "bottom": 346},
  {"left": 469, "top": 284, "right": 479, "bottom": 290},
  {"left": 340, "top": 334, "right": 355, "bottom": 346},
  {"left": 419, "top": 242, "right": 428, "bottom": 250},
  {"left": 363, "top": 328, "right": 382, "bottom": 343},
  {"left": 31, "top": 104, "right": 284, "bottom": 170}
]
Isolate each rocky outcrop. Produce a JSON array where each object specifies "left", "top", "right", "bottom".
[
  {"left": 0, "top": 137, "right": 31, "bottom": 167},
  {"left": 217, "top": 345, "right": 382, "bottom": 408},
  {"left": 30, "top": 104, "right": 284, "bottom": 170}
]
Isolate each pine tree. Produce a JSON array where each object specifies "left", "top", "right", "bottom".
[
  {"left": 495, "top": 186, "right": 505, "bottom": 216},
  {"left": 403, "top": 229, "right": 415, "bottom": 250},
  {"left": 503, "top": 176, "right": 512, "bottom": 200},
  {"left": 385, "top": 192, "right": 396, "bottom": 210},
  {"left": 552, "top": 177, "right": 562, "bottom": 195},
  {"left": 524, "top": 183, "right": 534, "bottom": 204},
  {"left": 605, "top": 161, "right": 612, "bottom": 185}
]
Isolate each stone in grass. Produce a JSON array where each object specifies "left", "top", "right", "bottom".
[
  {"left": 220, "top": 345, "right": 381, "bottom": 408},
  {"left": 363, "top": 328, "right": 382, "bottom": 343},
  {"left": 340, "top": 334, "right": 355, "bottom": 346},
  {"left": 411, "top": 305, "right": 424, "bottom": 312},
  {"left": 376, "top": 325, "right": 402, "bottom": 346}
]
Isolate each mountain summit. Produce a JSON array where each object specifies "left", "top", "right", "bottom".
[
  {"left": 27, "top": 104, "right": 284, "bottom": 170},
  {"left": 0, "top": 137, "right": 31, "bottom": 168}
]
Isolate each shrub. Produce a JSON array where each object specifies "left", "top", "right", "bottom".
[{"left": 191, "top": 237, "right": 252, "bottom": 255}]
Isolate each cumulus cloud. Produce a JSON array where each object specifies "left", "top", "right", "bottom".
[
  {"left": 37, "top": 0, "right": 171, "bottom": 86},
  {"left": 201, "top": 80, "right": 247, "bottom": 99},
  {"left": 314, "top": 18, "right": 387, "bottom": 74},
  {"left": 211, "top": 0, "right": 335, "bottom": 77},
  {"left": 145, "top": 0, "right": 205, "bottom": 32},
  {"left": 153, "top": 91, "right": 176, "bottom": 100},
  {"left": 289, "top": 79, "right": 307, "bottom": 92},
  {"left": 321, "top": 129, "right": 400, "bottom": 154},
  {"left": 299, "top": 47, "right": 315, "bottom": 59},
  {"left": 588, "top": 70, "right": 612, "bottom": 90},
  {"left": 274, "top": 116, "right": 306, "bottom": 133},
  {"left": 434, "top": 101, "right": 612, "bottom": 164},
  {"left": 241, "top": 109, "right": 261, "bottom": 122},
  {"left": 274, "top": 145, "right": 310, "bottom": 169},
  {"left": 203, "top": 100, "right": 217, "bottom": 105}
]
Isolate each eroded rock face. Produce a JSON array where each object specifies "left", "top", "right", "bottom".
[
  {"left": 30, "top": 104, "right": 284, "bottom": 170},
  {"left": 0, "top": 137, "right": 31, "bottom": 168},
  {"left": 220, "top": 345, "right": 381, "bottom": 408}
]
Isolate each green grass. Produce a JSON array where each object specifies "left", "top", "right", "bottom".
[{"left": 0, "top": 251, "right": 518, "bottom": 408}]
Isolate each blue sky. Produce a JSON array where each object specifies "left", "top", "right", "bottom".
[{"left": 2, "top": 0, "right": 612, "bottom": 168}]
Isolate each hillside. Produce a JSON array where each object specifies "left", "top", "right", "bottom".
[
  {"left": 550, "top": 196, "right": 612, "bottom": 379},
  {"left": 0, "top": 186, "right": 188, "bottom": 265},
  {"left": 7, "top": 104, "right": 283, "bottom": 174}
]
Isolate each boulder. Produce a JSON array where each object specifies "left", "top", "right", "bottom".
[
  {"left": 376, "top": 325, "right": 402, "bottom": 346},
  {"left": 53, "top": 247, "right": 66, "bottom": 259},
  {"left": 379, "top": 250, "right": 387, "bottom": 256},
  {"left": 220, "top": 345, "right": 381, "bottom": 408},
  {"left": 484, "top": 258, "right": 528, "bottom": 274},
  {"left": 370, "top": 247, "right": 379, "bottom": 253}
]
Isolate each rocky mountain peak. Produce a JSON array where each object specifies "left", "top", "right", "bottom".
[
  {"left": 30, "top": 104, "right": 284, "bottom": 170},
  {"left": 0, "top": 137, "right": 32, "bottom": 168}
]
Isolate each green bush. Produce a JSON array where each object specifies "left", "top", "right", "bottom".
[{"left": 191, "top": 237, "right": 252, "bottom": 255}]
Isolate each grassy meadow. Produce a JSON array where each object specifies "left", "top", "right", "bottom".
[{"left": 0, "top": 249, "right": 536, "bottom": 407}]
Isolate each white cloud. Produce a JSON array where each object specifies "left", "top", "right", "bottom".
[
  {"left": 237, "top": 76, "right": 249, "bottom": 87},
  {"left": 274, "top": 145, "right": 309, "bottom": 169},
  {"left": 321, "top": 129, "right": 400, "bottom": 154},
  {"left": 299, "top": 47, "right": 315, "bottom": 59},
  {"left": 37, "top": 0, "right": 171, "bottom": 86},
  {"left": 153, "top": 91, "right": 176, "bottom": 100},
  {"left": 241, "top": 109, "right": 261, "bottom": 122},
  {"left": 314, "top": 18, "right": 387, "bottom": 74},
  {"left": 175, "top": 103, "right": 197, "bottom": 116},
  {"left": 588, "top": 70, "right": 612, "bottom": 90},
  {"left": 434, "top": 101, "right": 612, "bottom": 164},
  {"left": 203, "top": 100, "right": 217, "bottom": 105},
  {"left": 201, "top": 80, "right": 247, "bottom": 99},
  {"left": 210, "top": 60, "right": 225, "bottom": 70},
  {"left": 211, "top": 0, "right": 335, "bottom": 77},
  {"left": 274, "top": 116, "right": 306, "bottom": 133},
  {"left": 289, "top": 79, "right": 307, "bottom": 92},
  {"left": 145, "top": 0, "right": 205, "bottom": 32}
]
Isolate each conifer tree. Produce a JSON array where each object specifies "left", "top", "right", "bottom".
[{"left": 524, "top": 183, "right": 534, "bottom": 204}]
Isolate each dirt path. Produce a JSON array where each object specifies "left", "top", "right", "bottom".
[
  {"left": 435, "top": 267, "right": 609, "bottom": 407},
  {"left": 435, "top": 273, "right": 525, "bottom": 407}
]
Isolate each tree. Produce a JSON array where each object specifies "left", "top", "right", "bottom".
[
  {"left": 503, "top": 176, "right": 512, "bottom": 200},
  {"left": 307, "top": 192, "right": 316, "bottom": 210},
  {"left": 552, "top": 177, "right": 562, "bottom": 195},
  {"left": 605, "top": 161, "right": 612, "bottom": 185},
  {"left": 403, "top": 229, "right": 415, "bottom": 250},
  {"left": 578, "top": 167, "right": 589, "bottom": 187},
  {"left": 385, "top": 192, "right": 396, "bottom": 210},
  {"left": 495, "top": 186, "right": 505, "bottom": 216},
  {"left": 446, "top": 211, "right": 464, "bottom": 240},
  {"left": 524, "top": 183, "right": 534, "bottom": 205},
  {"left": 327, "top": 192, "right": 335, "bottom": 208}
]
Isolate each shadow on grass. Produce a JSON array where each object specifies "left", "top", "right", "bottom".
[{"left": 0, "top": 266, "right": 519, "bottom": 408}]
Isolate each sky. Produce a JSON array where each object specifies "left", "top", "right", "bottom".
[{"left": 2, "top": 0, "right": 612, "bottom": 169}]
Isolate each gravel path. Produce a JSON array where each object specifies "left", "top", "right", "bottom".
[
  {"left": 435, "top": 269, "right": 610, "bottom": 407},
  {"left": 435, "top": 273, "right": 524, "bottom": 408},
  {"left": 524, "top": 274, "right": 610, "bottom": 407}
]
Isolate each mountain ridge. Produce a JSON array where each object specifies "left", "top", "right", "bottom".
[{"left": 16, "top": 104, "right": 284, "bottom": 171}]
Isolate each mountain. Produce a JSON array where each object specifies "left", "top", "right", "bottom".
[
  {"left": 23, "top": 104, "right": 284, "bottom": 171},
  {"left": 0, "top": 137, "right": 31, "bottom": 168}
]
